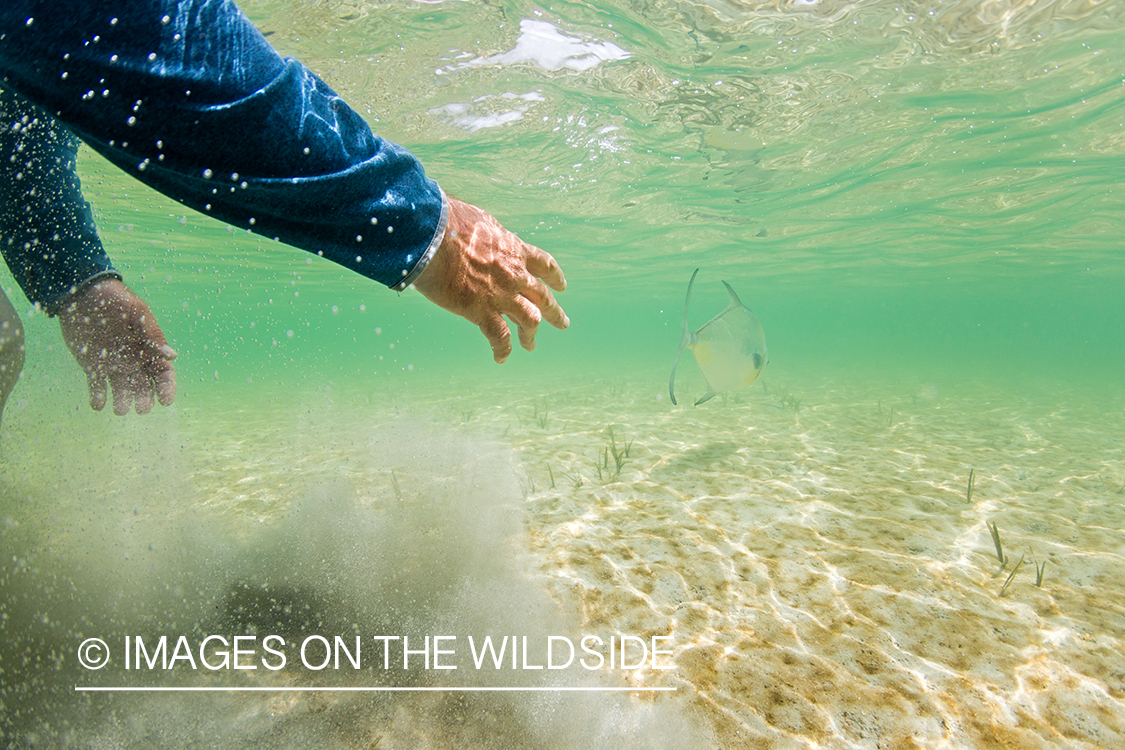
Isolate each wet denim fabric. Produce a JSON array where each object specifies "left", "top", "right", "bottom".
[
  {"left": 0, "top": 89, "right": 122, "bottom": 313},
  {"left": 0, "top": 0, "right": 446, "bottom": 314}
]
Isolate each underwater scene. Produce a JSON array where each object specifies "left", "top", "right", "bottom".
[{"left": 2, "top": 0, "right": 1124, "bottom": 747}]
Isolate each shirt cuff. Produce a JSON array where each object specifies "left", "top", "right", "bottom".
[
  {"left": 45, "top": 269, "right": 124, "bottom": 316},
  {"left": 392, "top": 188, "right": 448, "bottom": 292}
]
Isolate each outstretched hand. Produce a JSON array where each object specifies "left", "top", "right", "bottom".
[
  {"left": 58, "top": 278, "right": 177, "bottom": 415},
  {"left": 412, "top": 197, "right": 569, "bottom": 363}
]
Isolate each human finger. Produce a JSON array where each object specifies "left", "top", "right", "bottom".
[
  {"left": 478, "top": 313, "right": 513, "bottom": 364},
  {"left": 133, "top": 379, "right": 155, "bottom": 415},
  {"left": 524, "top": 245, "right": 567, "bottom": 292},
  {"left": 501, "top": 295, "right": 542, "bottom": 352},
  {"left": 86, "top": 371, "right": 108, "bottom": 411},
  {"left": 153, "top": 359, "right": 177, "bottom": 407},
  {"left": 143, "top": 340, "right": 178, "bottom": 407},
  {"left": 126, "top": 358, "right": 158, "bottom": 414},
  {"left": 520, "top": 276, "right": 569, "bottom": 330},
  {"left": 109, "top": 370, "right": 135, "bottom": 416}
]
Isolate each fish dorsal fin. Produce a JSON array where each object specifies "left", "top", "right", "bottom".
[
  {"left": 694, "top": 279, "right": 750, "bottom": 333},
  {"left": 668, "top": 268, "right": 700, "bottom": 406},
  {"left": 721, "top": 280, "right": 745, "bottom": 310}
]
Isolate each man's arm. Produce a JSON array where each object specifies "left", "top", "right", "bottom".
[
  {"left": 1, "top": 0, "right": 567, "bottom": 368},
  {"left": 0, "top": 87, "right": 122, "bottom": 315},
  {"left": 1, "top": 0, "right": 445, "bottom": 291}
]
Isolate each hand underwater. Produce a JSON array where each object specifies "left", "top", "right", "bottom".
[
  {"left": 412, "top": 197, "right": 569, "bottom": 363},
  {"left": 58, "top": 278, "right": 177, "bottom": 415}
]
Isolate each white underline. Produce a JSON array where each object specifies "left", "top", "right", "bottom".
[{"left": 75, "top": 686, "right": 675, "bottom": 693}]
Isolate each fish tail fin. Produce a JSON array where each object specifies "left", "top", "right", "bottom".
[
  {"left": 695, "top": 389, "right": 717, "bottom": 406},
  {"left": 669, "top": 269, "right": 700, "bottom": 406}
]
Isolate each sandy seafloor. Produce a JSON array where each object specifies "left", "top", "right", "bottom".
[{"left": 2, "top": 364, "right": 1124, "bottom": 749}]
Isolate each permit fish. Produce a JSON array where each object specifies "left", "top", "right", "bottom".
[{"left": 669, "top": 268, "right": 768, "bottom": 406}]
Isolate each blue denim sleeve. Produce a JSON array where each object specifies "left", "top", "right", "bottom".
[
  {"left": 0, "top": 0, "right": 446, "bottom": 312},
  {"left": 1, "top": 87, "right": 122, "bottom": 313}
]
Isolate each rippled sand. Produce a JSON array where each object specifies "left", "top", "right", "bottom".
[
  {"left": 2, "top": 369, "right": 1123, "bottom": 748},
  {"left": 470, "top": 372, "right": 1125, "bottom": 748}
]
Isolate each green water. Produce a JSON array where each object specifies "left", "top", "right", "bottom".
[
  {"left": 8, "top": 0, "right": 1122, "bottom": 393},
  {"left": 2, "top": 1, "right": 1124, "bottom": 748}
]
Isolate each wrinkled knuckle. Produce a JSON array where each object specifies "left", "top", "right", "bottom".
[
  {"left": 517, "top": 296, "right": 541, "bottom": 323},
  {"left": 481, "top": 317, "right": 510, "bottom": 342}
]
